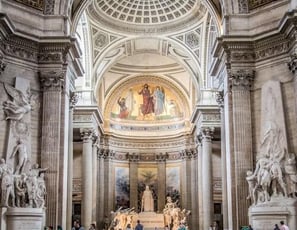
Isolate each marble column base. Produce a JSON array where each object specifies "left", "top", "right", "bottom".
[
  {"left": 6, "top": 207, "right": 45, "bottom": 230},
  {"left": 249, "top": 196, "right": 297, "bottom": 230}
]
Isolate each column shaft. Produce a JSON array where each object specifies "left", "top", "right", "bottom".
[
  {"left": 157, "top": 159, "right": 166, "bottom": 212},
  {"left": 81, "top": 130, "right": 93, "bottom": 227},
  {"left": 201, "top": 128, "right": 214, "bottom": 230},
  {"left": 129, "top": 155, "right": 139, "bottom": 210},
  {"left": 197, "top": 137, "right": 203, "bottom": 230},
  {"left": 98, "top": 151, "right": 105, "bottom": 229},
  {"left": 92, "top": 140, "right": 98, "bottom": 222}
]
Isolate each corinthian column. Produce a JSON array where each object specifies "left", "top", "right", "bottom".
[
  {"left": 98, "top": 149, "right": 106, "bottom": 229},
  {"left": 129, "top": 153, "right": 139, "bottom": 211},
  {"left": 66, "top": 93, "right": 78, "bottom": 230},
  {"left": 40, "top": 72, "right": 64, "bottom": 226},
  {"left": 197, "top": 134, "right": 203, "bottom": 230},
  {"left": 81, "top": 129, "right": 94, "bottom": 227},
  {"left": 92, "top": 136, "right": 98, "bottom": 222},
  {"left": 156, "top": 153, "right": 166, "bottom": 212},
  {"left": 201, "top": 127, "right": 214, "bottom": 230},
  {"left": 229, "top": 69, "right": 254, "bottom": 227},
  {"left": 216, "top": 91, "right": 228, "bottom": 230}
]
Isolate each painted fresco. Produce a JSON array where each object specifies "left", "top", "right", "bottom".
[
  {"left": 137, "top": 167, "right": 158, "bottom": 212},
  {"left": 166, "top": 166, "right": 180, "bottom": 205},
  {"left": 115, "top": 167, "right": 130, "bottom": 209},
  {"left": 110, "top": 83, "right": 183, "bottom": 121}
]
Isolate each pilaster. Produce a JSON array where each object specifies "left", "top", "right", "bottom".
[
  {"left": 197, "top": 134, "right": 203, "bottom": 230},
  {"left": 128, "top": 153, "right": 140, "bottom": 211},
  {"left": 229, "top": 69, "right": 254, "bottom": 228},
  {"left": 156, "top": 153, "right": 166, "bottom": 212}
]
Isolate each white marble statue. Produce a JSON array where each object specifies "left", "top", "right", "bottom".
[
  {"left": 10, "top": 139, "right": 28, "bottom": 174},
  {"left": 2, "top": 83, "right": 33, "bottom": 121},
  {"left": 1, "top": 167, "right": 15, "bottom": 207},
  {"left": 141, "top": 185, "right": 154, "bottom": 212}
]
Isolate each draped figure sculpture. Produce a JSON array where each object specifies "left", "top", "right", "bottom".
[{"left": 141, "top": 185, "right": 154, "bottom": 212}]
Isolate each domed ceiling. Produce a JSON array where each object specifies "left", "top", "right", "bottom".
[{"left": 87, "top": 0, "right": 207, "bottom": 34}]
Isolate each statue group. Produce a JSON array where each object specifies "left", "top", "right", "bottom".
[
  {"left": 109, "top": 185, "right": 190, "bottom": 230},
  {"left": 0, "top": 158, "right": 47, "bottom": 208}
]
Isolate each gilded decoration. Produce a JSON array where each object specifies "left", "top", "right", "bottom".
[
  {"left": 107, "top": 77, "right": 187, "bottom": 123},
  {"left": 14, "top": 0, "right": 44, "bottom": 10}
]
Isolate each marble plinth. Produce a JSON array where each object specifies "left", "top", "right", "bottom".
[
  {"left": 6, "top": 207, "right": 44, "bottom": 230},
  {"left": 138, "top": 212, "right": 164, "bottom": 230},
  {"left": 249, "top": 196, "right": 297, "bottom": 230}
]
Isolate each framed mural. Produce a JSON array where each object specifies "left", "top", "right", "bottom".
[
  {"left": 115, "top": 166, "right": 130, "bottom": 209},
  {"left": 137, "top": 167, "right": 158, "bottom": 212},
  {"left": 166, "top": 166, "right": 181, "bottom": 206},
  {"left": 110, "top": 83, "right": 183, "bottom": 121}
]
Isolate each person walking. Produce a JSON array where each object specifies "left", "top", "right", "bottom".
[
  {"left": 135, "top": 220, "right": 144, "bottom": 230},
  {"left": 279, "top": 221, "right": 289, "bottom": 230},
  {"left": 274, "top": 224, "right": 280, "bottom": 230}
]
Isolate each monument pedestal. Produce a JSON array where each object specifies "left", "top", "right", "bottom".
[
  {"left": 6, "top": 207, "right": 45, "bottom": 230},
  {"left": 249, "top": 196, "right": 297, "bottom": 230},
  {"left": 138, "top": 212, "right": 164, "bottom": 230}
]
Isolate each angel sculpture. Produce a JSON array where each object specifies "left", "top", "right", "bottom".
[{"left": 2, "top": 83, "right": 37, "bottom": 121}]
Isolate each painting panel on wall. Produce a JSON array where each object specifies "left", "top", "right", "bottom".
[
  {"left": 115, "top": 167, "right": 130, "bottom": 209},
  {"left": 137, "top": 167, "right": 158, "bottom": 212},
  {"left": 166, "top": 166, "right": 180, "bottom": 205},
  {"left": 110, "top": 83, "right": 183, "bottom": 121}
]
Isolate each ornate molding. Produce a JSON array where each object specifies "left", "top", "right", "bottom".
[
  {"left": 40, "top": 71, "right": 65, "bottom": 91},
  {"left": 229, "top": 69, "right": 255, "bottom": 90},
  {"left": 155, "top": 153, "right": 167, "bottom": 162},
  {"left": 44, "top": 0, "right": 55, "bottom": 15},
  {"left": 128, "top": 153, "right": 140, "bottom": 162},
  {"left": 239, "top": 0, "right": 249, "bottom": 13},
  {"left": 70, "top": 92, "right": 79, "bottom": 109},
  {"left": 248, "top": 0, "right": 275, "bottom": 10},
  {"left": 38, "top": 43, "right": 71, "bottom": 64},
  {"left": 288, "top": 54, "right": 297, "bottom": 75}
]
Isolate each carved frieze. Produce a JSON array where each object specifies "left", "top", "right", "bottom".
[
  {"left": 255, "top": 40, "right": 290, "bottom": 61},
  {"left": 38, "top": 43, "right": 71, "bottom": 64},
  {"left": 128, "top": 153, "right": 140, "bottom": 162},
  {"left": 229, "top": 69, "right": 254, "bottom": 91},
  {"left": 0, "top": 55, "right": 6, "bottom": 74},
  {"left": 14, "top": 0, "right": 44, "bottom": 10},
  {"left": 155, "top": 153, "right": 167, "bottom": 162}
]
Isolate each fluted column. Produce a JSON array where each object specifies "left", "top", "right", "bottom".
[
  {"left": 288, "top": 54, "right": 297, "bottom": 119},
  {"left": 229, "top": 69, "right": 254, "bottom": 228},
  {"left": 92, "top": 137, "right": 98, "bottom": 223},
  {"left": 98, "top": 149, "right": 106, "bottom": 229},
  {"left": 129, "top": 153, "right": 139, "bottom": 211},
  {"left": 216, "top": 91, "right": 228, "bottom": 230},
  {"left": 81, "top": 129, "right": 94, "bottom": 227},
  {"left": 190, "top": 149, "right": 197, "bottom": 230},
  {"left": 201, "top": 127, "right": 214, "bottom": 230},
  {"left": 40, "top": 72, "right": 64, "bottom": 226},
  {"left": 156, "top": 153, "right": 166, "bottom": 212},
  {"left": 197, "top": 135, "right": 203, "bottom": 230},
  {"left": 66, "top": 93, "right": 78, "bottom": 230}
]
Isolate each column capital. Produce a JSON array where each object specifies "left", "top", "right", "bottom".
[
  {"left": 0, "top": 55, "right": 6, "bottom": 75},
  {"left": 228, "top": 69, "right": 254, "bottom": 91},
  {"left": 155, "top": 153, "right": 167, "bottom": 162},
  {"left": 200, "top": 127, "right": 215, "bottom": 140},
  {"left": 215, "top": 91, "right": 224, "bottom": 110},
  {"left": 70, "top": 92, "right": 79, "bottom": 109},
  {"left": 128, "top": 153, "right": 140, "bottom": 162},
  {"left": 288, "top": 54, "right": 297, "bottom": 75},
  {"left": 40, "top": 71, "right": 65, "bottom": 91},
  {"left": 80, "top": 128, "right": 94, "bottom": 142},
  {"left": 196, "top": 133, "right": 203, "bottom": 146}
]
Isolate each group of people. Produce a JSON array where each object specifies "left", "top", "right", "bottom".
[{"left": 245, "top": 221, "right": 289, "bottom": 230}]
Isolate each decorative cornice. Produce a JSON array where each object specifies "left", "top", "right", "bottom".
[
  {"left": 40, "top": 71, "right": 65, "bottom": 91},
  {"left": 155, "top": 153, "right": 167, "bottom": 162},
  {"left": 38, "top": 43, "right": 71, "bottom": 64},
  {"left": 248, "top": 0, "right": 276, "bottom": 11},
  {"left": 228, "top": 69, "right": 255, "bottom": 91},
  {"left": 288, "top": 54, "right": 297, "bottom": 75},
  {"left": 14, "top": 0, "right": 44, "bottom": 11},
  {"left": 128, "top": 153, "right": 140, "bottom": 162}
]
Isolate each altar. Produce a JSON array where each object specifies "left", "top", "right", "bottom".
[{"left": 138, "top": 212, "right": 164, "bottom": 230}]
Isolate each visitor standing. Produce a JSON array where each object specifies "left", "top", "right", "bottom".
[
  {"left": 274, "top": 224, "right": 280, "bottom": 230},
  {"left": 279, "top": 221, "right": 289, "bottom": 230},
  {"left": 135, "top": 220, "right": 144, "bottom": 230}
]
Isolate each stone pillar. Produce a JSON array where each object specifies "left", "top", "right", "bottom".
[
  {"left": 216, "top": 91, "right": 228, "bottom": 230},
  {"left": 40, "top": 72, "right": 64, "bottom": 226},
  {"left": 92, "top": 137, "right": 98, "bottom": 222},
  {"left": 66, "top": 93, "right": 78, "bottom": 230},
  {"left": 180, "top": 150, "right": 187, "bottom": 209},
  {"left": 156, "top": 153, "right": 166, "bottom": 212},
  {"left": 288, "top": 54, "right": 297, "bottom": 119},
  {"left": 190, "top": 149, "right": 198, "bottom": 229},
  {"left": 81, "top": 129, "right": 94, "bottom": 227},
  {"left": 201, "top": 127, "right": 214, "bottom": 230},
  {"left": 129, "top": 153, "right": 139, "bottom": 211},
  {"left": 98, "top": 148, "right": 105, "bottom": 229},
  {"left": 229, "top": 69, "right": 254, "bottom": 227},
  {"left": 197, "top": 134, "right": 203, "bottom": 230}
]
